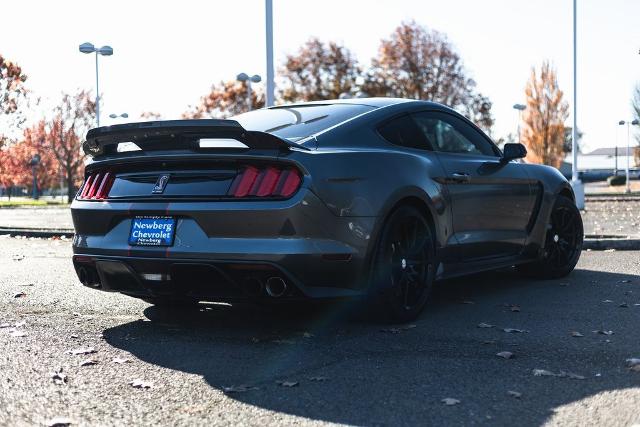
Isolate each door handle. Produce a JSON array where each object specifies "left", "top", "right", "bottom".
[{"left": 450, "top": 172, "right": 470, "bottom": 183}]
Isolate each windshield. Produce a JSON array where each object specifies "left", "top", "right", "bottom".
[{"left": 231, "top": 104, "right": 375, "bottom": 142}]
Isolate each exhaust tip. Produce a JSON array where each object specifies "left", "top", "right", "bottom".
[
  {"left": 242, "top": 277, "right": 264, "bottom": 297},
  {"left": 265, "top": 277, "right": 287, "bottom": 298}
]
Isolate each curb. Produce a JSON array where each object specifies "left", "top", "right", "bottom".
[
  {"left": 0, "top": 227, "right": 74, "bottom": 238},
  {"left": 583, "top": 238, "right": 640, "bottom": 251}
]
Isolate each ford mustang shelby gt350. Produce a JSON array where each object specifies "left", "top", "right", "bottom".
[{"left": 71, "top": 98, "right": 583, "bottom": 322}]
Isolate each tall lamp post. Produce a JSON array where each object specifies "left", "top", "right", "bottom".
[
  {"left": 512, "top": 104, "right": 526, "bottom": 144},
  {"left": 571, "top": 0, "right": 584, "bottom": 209},
  {"left": 618, "top": 119, "right": 639, "bottom": 194},
  {"left": 79, "top": 42, "right": 113, "bottom": 127},
  {"left": 265, "top": 0, "right": 274, "bottom": 107},
  {"left": 236, "top": 73, "right": 262, "bottom": 111}
]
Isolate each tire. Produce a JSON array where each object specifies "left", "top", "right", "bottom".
[
  {"left": 517, "top": 195, "right": 583, "bottom": 279},
  {"left": 368, "top": 205, "right": 435, "bottom": 323}
]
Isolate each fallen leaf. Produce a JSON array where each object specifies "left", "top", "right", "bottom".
[
  {"left": 626, "top": 358, "right": 640, "bottom": 367},
  {"left": 496, "top": 351, "right": 514, "bottom": 359},
  {"left": 478, "top": 322, "right": 495, "bottom": 328},
  {"left": 271, "top": 339, "right": 295, "bottom": 345},
  {"left": 602, "top": 300, "right": 614, "bottom": 303},
  {"left": 223, "top": 384, "right": 258, "bottom": 393},
  {"left": 129, "top": 379, "right": 153, "bottom": 389},
  {"left": 70, "top": 334, "right": 79, "bottom": 339},
  {"left": 112, "top": 357, "right": 130, "bottom": 364},
  {"left": 441, "top": 398, "right": 460, "bottom": 406},
  {"left": 277, "top": 380, "right": 299, "bottom": 387},
  {"left": 52, "top": 368, "right": 67, "bottom": 385},
  {"left": 507, "top": 390, "right": 522, "bottom": 399},
  {"left": 80, "top": 358, "right": 98, "bottom": 367},
  {"left": 510, "top": 305, "right": 521, "bottom": 312},
  {"left": 503, "top": 328, "right": 528, "bottom": 333},
  {"left": 619, "top": 303, "right": 629, "bottom": 308},
  {"left": 70, "top": 347, "right": 96, "bottom": 355},
  {"left": 13, "top": 292, "right": 26, "bottom": 298},
  {"left": 532, "top": 369, "right": 555, "bottom": 377},
  {"left": 46, "top": 416, "right": 72, "bottom": 427},
  {"left": 593, "top": 330, "right": 614, "bottom": 336},
  {"left": 570, "top": 331, "right": 584, "bottom": 337},
  {"left": 558, "top": 371, "right": 586, "bottom": 380},
  {"left": 619, "top": 279, "right": 632, "bottom": 283}
]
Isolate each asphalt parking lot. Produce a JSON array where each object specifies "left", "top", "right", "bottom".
[{"left": 1, "top": 236, "right": 639, "bottom": 426}]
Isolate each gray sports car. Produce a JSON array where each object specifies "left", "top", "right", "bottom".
[{"left": 71, "top": 98, "right": 583, "bottom": 322}]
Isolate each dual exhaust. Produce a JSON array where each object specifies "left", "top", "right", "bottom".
[{"left": 242, "top": 276, "right": 288, "bottom": 298}]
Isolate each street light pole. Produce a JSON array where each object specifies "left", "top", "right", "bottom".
[
  {"left": 571, "top": 0, "right": 584, "bottom": 209},
  {"left": 265, "top": 0, "right": 275, "bottom": 107},
  {"left": 236, "top": 73, "right": 262, "bottom": 111},
  {"left": 512, "top": 104, "right": 526, "bottom": 145},
  {"left": 79, "top": 42, "right": 113, "bottom": 127}
]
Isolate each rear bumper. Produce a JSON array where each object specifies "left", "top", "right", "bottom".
[{"left": 70, "top": 189, "right": 376, "bottom": 300}]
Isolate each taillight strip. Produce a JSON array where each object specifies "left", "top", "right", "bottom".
[
  {"left": 85, "top": 172, "right": 103, "bottom": 199},
  {"left": 228, "top": 165, "right": 301, "bottom": 198}
]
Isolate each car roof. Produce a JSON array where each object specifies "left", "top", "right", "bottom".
[{"left": 268, "top": 97, "right": 431, "bottom": 109}]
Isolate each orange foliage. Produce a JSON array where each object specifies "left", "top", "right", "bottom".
[{"left": 522, "top": 61, "right": 569, "bottom": 168}]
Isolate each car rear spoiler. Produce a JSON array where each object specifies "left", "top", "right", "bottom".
[{"left": 82, "top": 119, "right": 310, "bottom": 156}]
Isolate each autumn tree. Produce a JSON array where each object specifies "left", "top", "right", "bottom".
[
  {"left": 361, "top": 21, "right": 493, "bottom": 133},
  {"left": 280, "top": 38, "right": 361, "bottom": 102},
  {"left": 0, "top": 122, "right": 58, "bottom": 196},
  {"left": 0, "top": 54, "right": 28, "bottom": 146},
  {"left": 183, "top": 81, "right": 264, "bottom": 119},
  {"left": 48, "top": 91, "right": 96, "bottom": 201},
  {"left": 521, "top": 61, "right": 569, "bottom": 168}
]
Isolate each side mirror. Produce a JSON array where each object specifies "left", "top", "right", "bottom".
[{"left": 502, "top": 143, "right": 527, "bottom": 161}]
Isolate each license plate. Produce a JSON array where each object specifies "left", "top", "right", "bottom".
[{"left": 129, "top": 216, "right": 176, "bottom": 246}]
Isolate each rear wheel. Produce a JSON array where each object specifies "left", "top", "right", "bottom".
[
  {"left": 369, "top": 206, "right": 435, "bottom": 323},
  {"left": 517, "top": 195, "right": 583, "bottom": 279}
]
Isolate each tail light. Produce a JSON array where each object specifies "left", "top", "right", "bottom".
[
  {"left": 228, "top": 165, "right": 302, "bottom": 198},
  {"left": 77, "top": 171, "right": 114, "bottom": 200}
]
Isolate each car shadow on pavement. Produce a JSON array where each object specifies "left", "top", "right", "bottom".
[{"left": 103, "top": 267, "right": 640, "bottom": 425}]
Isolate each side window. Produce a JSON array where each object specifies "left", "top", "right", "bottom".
[
  {"left": 412, "top": 112, "right": 497, "bottom": 157},
  {"left": 377, "top": 115, "right": 431, "bottom": 150}
]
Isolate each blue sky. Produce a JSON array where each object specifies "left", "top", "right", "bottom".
[{"left": 3, "top": 0, "right": 639, "bottom": 152}]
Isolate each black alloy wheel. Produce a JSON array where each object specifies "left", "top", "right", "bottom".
[
  {"left": 370, "top": 205, "right": 435, "bottom": 323},
  {"left": 518, "top": 195, "right": 583, "bottom": 279}
]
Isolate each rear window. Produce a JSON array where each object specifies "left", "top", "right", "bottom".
[{"left": 231, "top": 104, "right": 375, "bottom": 142}]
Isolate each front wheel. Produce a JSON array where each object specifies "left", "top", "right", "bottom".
[
  {"left": 517, "top": 195, "right": 583, "bottom": 279},
  {"left": 369, "top": 205, "right": 435, "bottom": 323}
]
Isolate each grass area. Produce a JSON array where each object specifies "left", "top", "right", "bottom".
[{"left": 0, "top": 200, "right": 69, "bottom": 207}]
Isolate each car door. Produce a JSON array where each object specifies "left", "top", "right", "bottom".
[{"left": 411, "top": 111, "right": 536, "bottom": 260}]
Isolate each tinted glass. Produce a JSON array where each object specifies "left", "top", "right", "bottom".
[
  {"left": 412, "top": 112, "right": 497, "bottom": 156},
  {"left": 377, "top": 115, "right": 429, "bottom": 149},
  {"left": 232, "top": 104, "right": 374, "bottom": 142}
]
